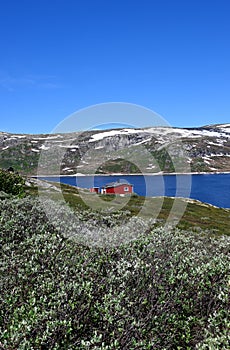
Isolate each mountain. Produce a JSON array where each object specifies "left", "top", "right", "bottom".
[{"left": 0, "top": 124, "right": 230, "bottom": 175}]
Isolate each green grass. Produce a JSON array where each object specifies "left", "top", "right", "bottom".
[
  {"left": 0, "top": 145, "right": 40, "bottom": 174},
  {"left": 0, "top": 176, "right": 229, "bottom": 349},
  {"left": 96, "top": 158, "right": 140, "bottom": 174},
  {"left": 26, "top": 180, "right": 230, "bottom": 236}
]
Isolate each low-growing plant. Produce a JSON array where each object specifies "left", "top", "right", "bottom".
[
  {"left": 0, "top": 196, "right": 229, "bottom": 349},
  {"left": 0, "top": 168, "right": 25, "bottom": 196}
]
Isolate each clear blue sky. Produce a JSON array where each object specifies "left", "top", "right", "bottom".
[{"left": 0, "top": 0, "right": 230, "bottom": 133}]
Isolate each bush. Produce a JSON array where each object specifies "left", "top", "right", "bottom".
[
  {"left": 0, "top": 197, "right": 229, "bottom": 349},
  {"left": 0, "top": 168, "right": 25, "bottom": 196}
]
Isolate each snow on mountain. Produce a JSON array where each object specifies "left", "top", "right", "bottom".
[
  {"left": 89, "top": 125, "right": 230, "bottom": 143},
  {"left": 0, "top": 124, "right": 230, "bottom": 175}
]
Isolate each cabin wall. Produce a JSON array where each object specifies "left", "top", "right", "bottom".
[
  {"left": 90, "top": 187, "right": 99, "bottom": 193},
  {"left": 105, "top": 185, "right": 133, "bottom": 194}
]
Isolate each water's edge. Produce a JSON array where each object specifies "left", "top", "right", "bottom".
[{"left": 35, "top": 173, "right": 230, "bottom": 209}]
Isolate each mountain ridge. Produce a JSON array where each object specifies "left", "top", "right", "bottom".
[{"left": 0, "top": 124, "right": 230, "bottom": 175}]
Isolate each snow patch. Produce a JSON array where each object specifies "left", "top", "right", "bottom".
[
  {"left": 89, "top": 126, "right": 230, "bottom": 143},
  {"left": 34, "top": 135, "right": 63, "bottom": 140},
  {"left": 40, "top": 145, "right": 50, "bottom": 150},
  {"left": 62, "top": 167, "right": 71, "bottom": 171},
  {"left": 134, "top": 137, "right": 152, "bottom": 146},
  {"left": 10, "top": 135, "right": 26, "bottom": 139},
  {"left": 59, "top": 145, "right": 79, "bottom": 148}
]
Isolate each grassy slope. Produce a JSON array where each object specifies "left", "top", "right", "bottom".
[
  {"left": 27, "top": 180, "right": 230, "bottom": 236},
  {"left": 1, "top": 184, "right": 229, "bottom": 349},
  {"left": 0, "top": 178, "right": 229, "bottom": 349}
]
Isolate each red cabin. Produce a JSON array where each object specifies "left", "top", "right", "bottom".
[
  {"left": 90, "top": 187, "right": 100, "bottom": 193},
  {"left": 101, "top": 181, "right": 133, "bottom": 195}
]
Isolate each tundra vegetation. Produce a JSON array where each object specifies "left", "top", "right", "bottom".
[{"left": 0, "top": 172, "right": 229, "bottom": 349}]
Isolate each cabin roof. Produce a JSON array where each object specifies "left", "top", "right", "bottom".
[{"left": 104, "top": 181, "right": 132, "bottom": 188}]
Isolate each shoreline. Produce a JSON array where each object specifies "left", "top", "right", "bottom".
[{"left": 34, "top": 171, "right": 230, "bottom": 177}]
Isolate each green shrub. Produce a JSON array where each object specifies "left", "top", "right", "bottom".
[
  {"left": 0, "top": 168, "right": 25, "bottom": 196},
  {"left": 0, "top": 197, "right": 229, "bottom": 349}
]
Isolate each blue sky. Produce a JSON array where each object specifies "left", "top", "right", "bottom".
[{"left": 0, "top": 0, "right": 230, "bottom": 133}]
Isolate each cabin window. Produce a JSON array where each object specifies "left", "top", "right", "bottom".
[{"left": 124, "top": 187, "right": 129, "bottom": 192}]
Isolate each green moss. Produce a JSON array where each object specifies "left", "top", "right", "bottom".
[
  {"left": 150, "top": 149, "right": 175, "bottom": 172},
  {"left": 96, "top": 158, "right": 140, "bottom": 174},
  {"left": 0, "top": 145, "right": 40, "bottom": 174}
]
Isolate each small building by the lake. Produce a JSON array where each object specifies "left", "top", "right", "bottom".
[
  {"left": 90, "top": 180, "right": 133, "bottom": 195},
  {"left": 89, "top": 187, "right": 100, "bottom": 193}
]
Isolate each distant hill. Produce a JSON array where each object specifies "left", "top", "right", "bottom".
[{"left": 0, "top": 124, "right": 230, "bottom": 175}]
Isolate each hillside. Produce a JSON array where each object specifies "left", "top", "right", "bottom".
[
  {"left": 0, "top": 178, "right": 229, "bottom": 349},
  {"left": 27, "top": 178, "right": 230, "bottom": 236},
  {"left": 0, "top": 124, "right": 230, "bottom": 175},
  {"left": 0, "top": 172, "right": 229, "bottom": 348}
]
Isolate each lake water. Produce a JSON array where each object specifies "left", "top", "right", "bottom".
[{"left": 39, "top": 173, "right": 230, "bottom": 209}]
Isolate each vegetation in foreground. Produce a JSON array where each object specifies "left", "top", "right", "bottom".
[
  {"left": 0, "top": 168, "right": 25, "bottom": 197},
  {"left": 0, "top": 173, "right": 229, "bottom": 349}
]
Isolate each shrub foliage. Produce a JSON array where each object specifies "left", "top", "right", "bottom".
[
  {"left": 0, "top": 197, "right": 229, "bottom": 349},
  {"left": 0, "top": 168, "right": 25, "bottom": 196}
]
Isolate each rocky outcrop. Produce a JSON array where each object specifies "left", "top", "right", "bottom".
[{"left": 0, "top": 124, "right": 230, "bottom": 175}]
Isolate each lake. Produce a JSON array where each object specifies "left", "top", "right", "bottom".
[{"left": 38, "top": 173, "right": 230, "bottom": 209}]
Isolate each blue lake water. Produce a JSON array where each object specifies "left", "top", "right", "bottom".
[{"left": 39, "top": 173, "right": 230, "bottom": 209}]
